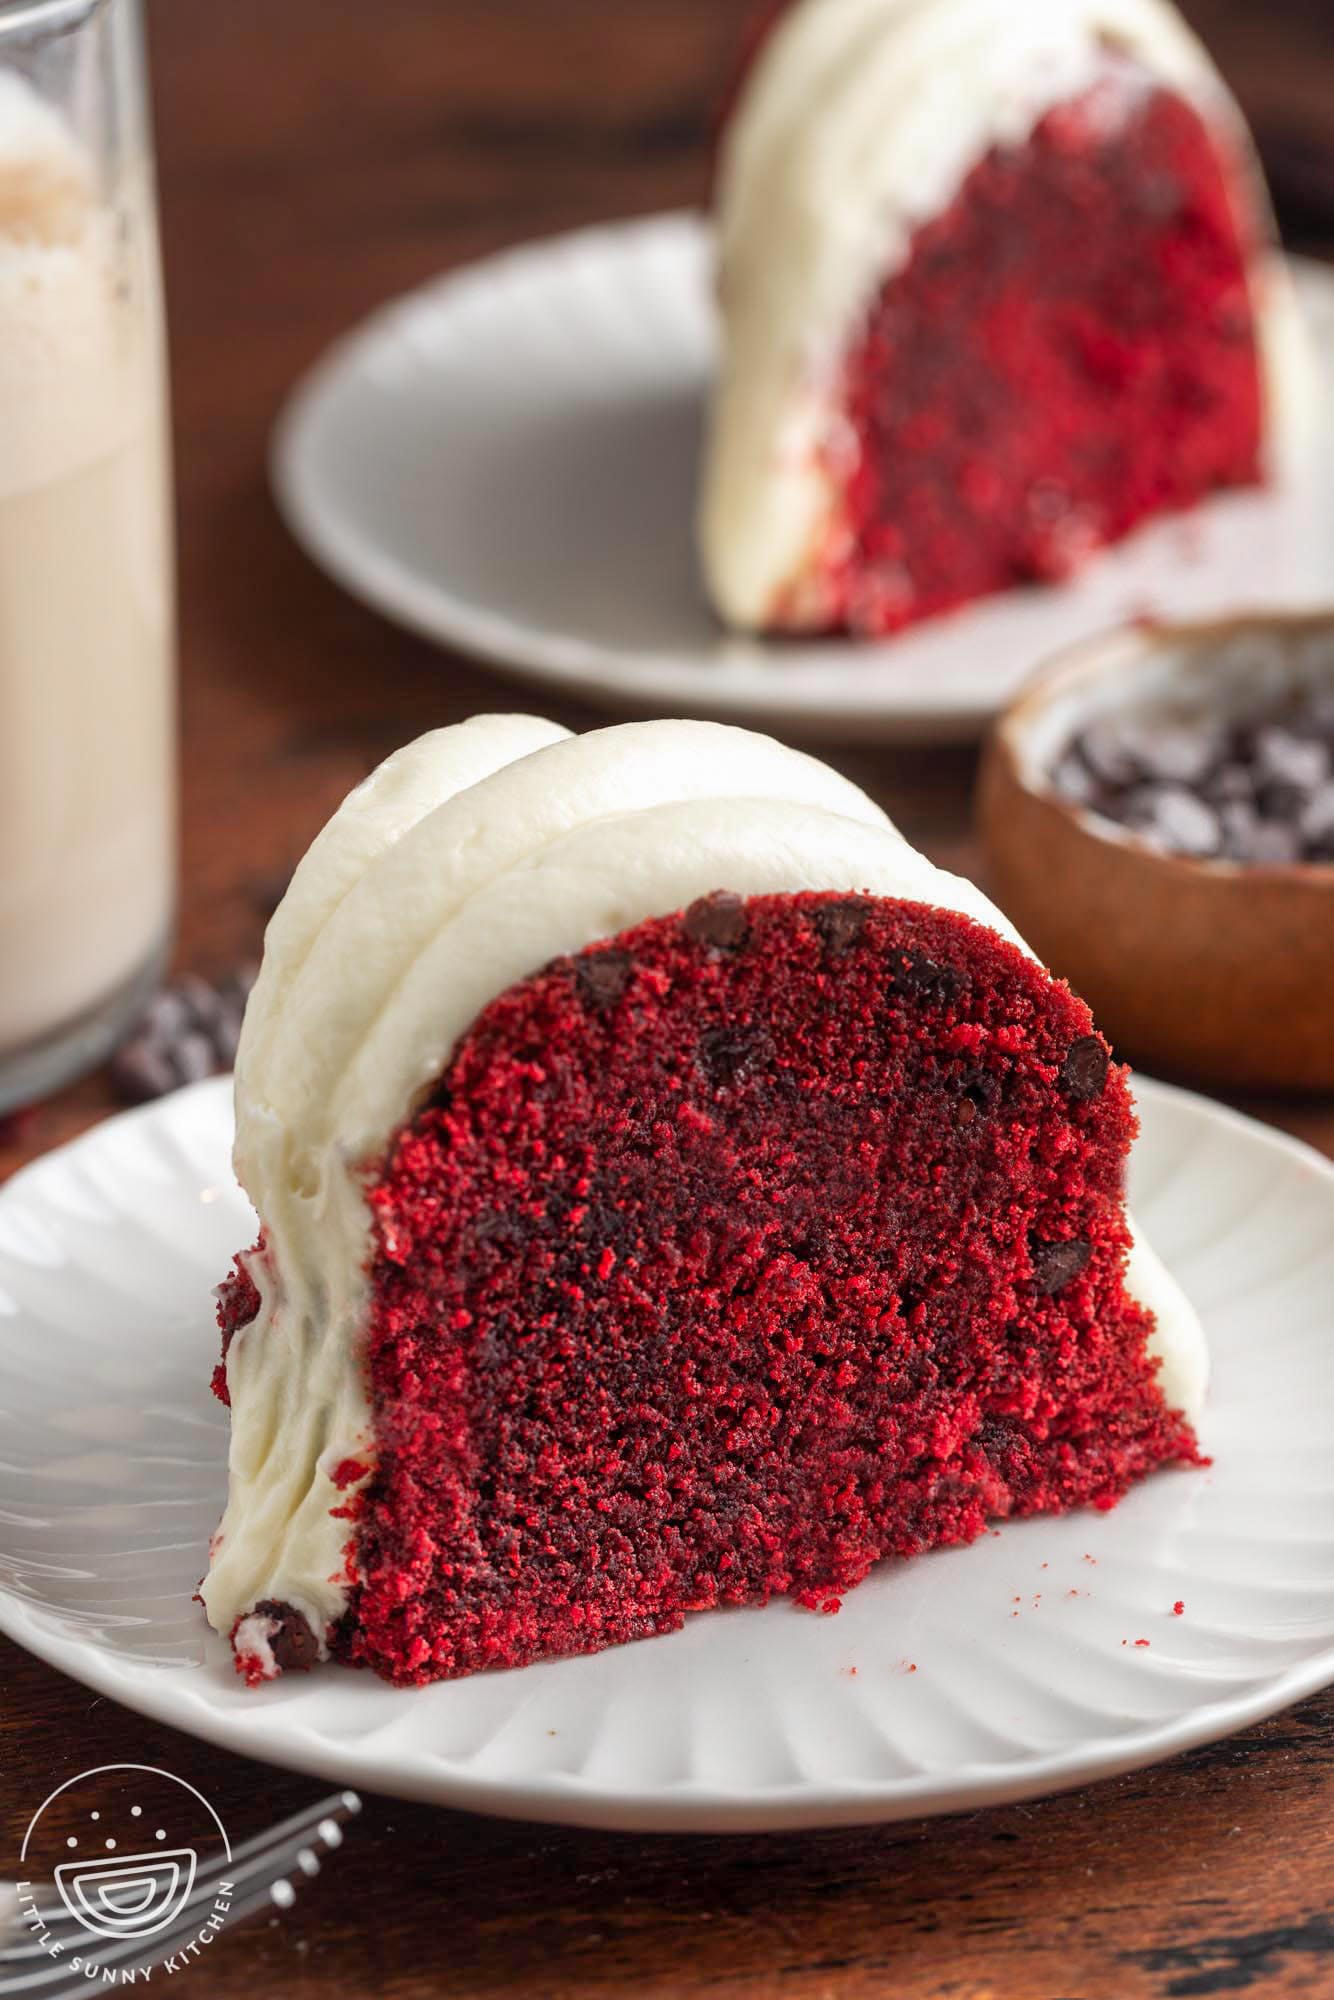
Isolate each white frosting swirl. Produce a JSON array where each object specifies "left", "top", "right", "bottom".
[
  {"left": 700, "top": 0, "right": 1305, "bottom": 629},
  {"left": 203, "top": 717, "right": 1206, "bottom": 1657}
]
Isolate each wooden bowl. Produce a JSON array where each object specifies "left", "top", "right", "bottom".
[{"left": 977, "top": 613, "right": 1334, "bottom": 1093}]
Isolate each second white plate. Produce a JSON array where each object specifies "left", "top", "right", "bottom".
[
  {"left": 272, "top": 213, "right": 1334, "bottom": 742},
  {"left": 0, "top": 1075, "right": 1332, "bottom": 1829}
]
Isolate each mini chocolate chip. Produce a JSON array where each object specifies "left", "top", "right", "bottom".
[
  {"left": 814, "top": 898, "right": 869, "bottom": 956},
  {"left": 1247, "top": 819, "right": 1302, "bottom": 867},
  {"left": 1301, "top": 784, "right": 1334, "bottom": 850},
  {"left": 109, "top": 967, "right": 260, "bottom": 1105},
  {"left": 1136, "top": 172, "right": 1184, "bottom": 222},
  {"left": 1060, "top": 1036, "right": 1109, "bottom": 1102},
  {"left": 1031, "top": 1238, "right": 1091, "bottom": 1294},
  {"left": 1122, "top": 784, "right": 1222, "bottom": 859},
  {"left": 1204, "top": 762, "right": 1256, "bottom": 807},
  {"left": 576, "top": 948, "right": 632, "bottom": 1010},
  {"left": 698, "top": 1027, "right": 758, "bottom": 1086},
  {"left": 1217, "top": 798, "right": 1261, "bottom": 860},
  {"left": 1077, "top": 718, "right": 1155, "bottom": 788},
  {"left": 176, "top": 973, "right": 228, "bottom": 1034},
  {"left": 683, "top": 892, "right": 749, "bottom": 952},
  {"left": 955, "top": 1096, "right": 979, "bottom": 1128},
  {"left": 253, "top": 1598, "right": 320, "bottom": 1674},
  {"left": 175, "top": 1029, "right": 219, "bottom": 1086},
  {"left": 1252, "top": 725, "right": 1329, "bottom": 798},
  {"left": 890, "top": 951, "right": 961, "bottom": 1006},
  {"left": 109, "top": 1034, "right": 179, "bottom": 1105}
]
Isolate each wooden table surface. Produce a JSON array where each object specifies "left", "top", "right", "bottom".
[{"left": 3, "top": 2, "right": 1333, "bottom": 1993}]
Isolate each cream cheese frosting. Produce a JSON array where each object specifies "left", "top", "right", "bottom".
[
  {"left": 700, "top": 0, "right": 1307, "bottom": 630},
  {"left": 203, "top": 716, "right": 1207, "bottom": 1655}
]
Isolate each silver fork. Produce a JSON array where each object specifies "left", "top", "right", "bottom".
[{"left": 0, "top": 1790, "right": 361, "bottom": 1995}]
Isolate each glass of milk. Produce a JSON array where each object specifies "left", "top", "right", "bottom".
[{"left": 0, "top": 0, "right": 174, "bottom": 1115}]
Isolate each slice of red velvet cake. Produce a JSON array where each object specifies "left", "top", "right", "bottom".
[
  {"left": 701, "top": 0, "right": 1302, "bottom": 638},
  {"left": 202, "top": 717, "right": 1205, "bottom": 1686}
]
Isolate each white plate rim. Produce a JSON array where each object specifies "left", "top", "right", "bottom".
[
  {"left": 269, "top": 211, "right": 1334, "bottom": 746},
  {"left": 1, "top": 1074, "right": 1333, "bottom": 1831}
]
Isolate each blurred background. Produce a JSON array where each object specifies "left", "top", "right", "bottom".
[
  {"left": 2, "top": 7, "right": 1333, "bottom": 1997},
  {"left": 149, "top": 0, "right": 1334, "bottom": 947}
]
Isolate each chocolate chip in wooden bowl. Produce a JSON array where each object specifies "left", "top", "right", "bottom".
[
  {"left": 1053, "top": 678, "right": 1334, "bottom": 867},
  {"left": 683, "top": 891, "right": 749, "bottom": 952},
  {"left": 1031, "top": 1237, "right": 1092, "bottom": 1295},
  {"left": 1059, "top": 1036, "right": 1109, "bottom": 1102},
  {"left": 575, "top": 947, "right": 632, "bottom": 1011},
  {"left": 814, "top": 897, "right": 869, "bottom": 957},
  {"left": 1118, "top": 785, "right": 1222, "bottom": 860}
]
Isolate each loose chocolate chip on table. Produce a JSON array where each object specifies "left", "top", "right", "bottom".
[
  {"left": 1031, "top": 1237, "right": 1092, "bottom": 1295},
  {"left": 1204, "top": 762, "right": 1255, "bottom": 806},
  {"left": 110, "top": 1034, "right": 183, "bottom": 1105},
  {"left": 814, "top": 898, "right": 869, "bottom": 956},
  {"left": 253, "top": 1598, "right": 321, "bottom": 1673},
  {"left": 109, "top": 965, "right": 260, "bottom": 1105},
  {"left": 1059, "top": 1035, "right": 1109, "bottom": 1102},
  {"left": 576, "top": 948, "right": 632, "bottom": 1010},
  {"left": 683, "top": 892, "right": 749, "bottom": 952}
]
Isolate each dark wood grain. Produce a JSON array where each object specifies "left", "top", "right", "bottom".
[{"left": 3, "top": 2, "right": 1333, "bottom": 1994}]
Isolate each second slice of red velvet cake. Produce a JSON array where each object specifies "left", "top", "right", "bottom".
[
  {"left": 202, "top": 718, "right": 1205, "bottom": 1686},
  {"left": 702, "top": 0, "right": 1301, "bottom": 638}
]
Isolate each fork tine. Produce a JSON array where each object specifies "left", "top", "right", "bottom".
[{"left": 0, "top": 1790, "right": 360, "bottom": 1991}]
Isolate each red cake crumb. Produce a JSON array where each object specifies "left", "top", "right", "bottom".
[
  {"left": 211, "top": 1253, "right": 262, "bottom": 1407},
  {"left": 788, "top": 65, "right": 1263, "bottom": 636},
  {"left": 1173, "top": 1600, "right": 1186, "bottom": 1616},
  {"left": 267, "top": 889, "right": 1205, "bottom": 1688}
]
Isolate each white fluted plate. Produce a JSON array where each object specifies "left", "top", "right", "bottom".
[
  {"left": 0, "top": 1075, "right": 1332, "bottom": 1830},
  {"left": 271, "top": 214, "right": 1334, "bottom": 743}
]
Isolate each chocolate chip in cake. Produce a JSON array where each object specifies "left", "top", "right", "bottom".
[
  {"left": 891, "top": 950, "right": 961, "bottom": 1006},
  {"left": 1060, "top": 1035, "right": 1110, "bottom": 1102},
  {"left": 814, "top": 897, "right": 870, "bottom": 957},
  {"left": 576, "top": 948, "right": 632, "bottom": 1010},
  {"left": 1031, "top": 1237, "right": 1092, "bottom": 1294},
  {"left": 683, "top": 892, "right": 749, "bottom": 952},
  {"left": 955, "top": 1095, "right": 979, "bottom": 1128},
  {"left": 698, "top": 1026, "right": 759, "bottom": 1086},
  {"left": 253, "top": 1598, "right": 320, "bottom": 1673}
]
